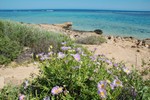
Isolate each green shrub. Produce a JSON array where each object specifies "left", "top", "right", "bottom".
[
  {"left": 1, "top": 20, "right": 72, "bottom": 53},
  {"left": 0, "top": 21, "right": 4, "bottom": 36},
  {"left": 0, "top": 42, "right": 149, "bottom": 99},
  {"left": 0, "top": 36, "right": 22, "bottom": 64},
  {"left": 0, "top": 19, "right": 72, "bottom": 64},
  {"left": 0, "top": 85, "right": 19, "bottom": 100},
  {"left": 4, "top": 43, "right": 146, "bottom": 100},
  {"left": 76, "top": 36, "right": 106, "bottom": 45}
]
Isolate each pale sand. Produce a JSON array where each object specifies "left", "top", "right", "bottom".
[
  {"left": 0, "top": 63, "right": 39, "bottom": 89},
  {"left": 84, "top": 40, "right": 150, "bottom": 68}
]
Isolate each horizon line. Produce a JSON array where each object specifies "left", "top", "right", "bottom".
[{"left": 0, "top": 8, "right": 150, "bottom": 12}]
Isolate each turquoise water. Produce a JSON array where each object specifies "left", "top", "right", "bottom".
[{"left": 0, "top": 10, "right": 150, "bottom": 39}]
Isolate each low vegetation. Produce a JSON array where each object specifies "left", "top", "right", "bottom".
[
  {"left": 0, "top": 42, "right": 149, "bottom": 100},
  {"left": 0, "top": 20, "right": 71, "bottom": 65},
  {"left": 76, "top": 35, "right": 106, "bottom": 45}
]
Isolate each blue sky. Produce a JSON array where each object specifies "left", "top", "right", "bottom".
[{"left": 0, "top": 0, "right": 150, "bottom": 11}]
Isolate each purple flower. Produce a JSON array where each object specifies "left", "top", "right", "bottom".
[
  {"left": 97, "top": 81, "right": 107, "bottom": 90},
  {"left": 122, "top": 67, "right": 130, "bottom": 75},
  {"left": 91, "top": 48, "right": 97, "bottom": 53},
  {"left": 40, "top": 57, "right": 45, "bottom": 61},
  {"left": 105, "top": 59, "right": 112, "bottom": 65},
  {"left": 19, "top": 94, "right": 25, "bottom": 100},
  {"left": 40, "top": 54, "right": 50, "bottom": 61},
  {"left": 110, "top": 83, "right": 115, "bottom": 90},
  {"left": 61, "top": 46, "right": 71, "bottom": 51},
  {"left": 113, "top": 78, "right": 123, "bottom": 87},
  {"left": 51, "top": 86, "right": 63, "bottom": 95},
  {"left": 43, "top": 96, "right": 50, "bottom": 100},
  {"left": 61, "top": 42, "right": 66, "bottom": 45},
  {"left": 57, "top": 52, "right": 65, "bottom": 59},
  {"left": 37, "top": 53, "right": 44, "bottom": 57},
  {"left": 113, "top": 63, "right": 118, "bottom": 67},
  {"left": 44, "top": 55, "right": 50, "bottom": 60},
  {"left": 90, "top": 55, "right": 97, "bottom": 61},
  {"left": 48, "top": 52, "right": 53, "bottom": 56},
  {"left": 98, "top": 89, "right": 107, "bottom": 99},
  {"left": 94, "top": 48, "right": 97, "bottom": 52},
  {"left": 73, "top": 53, "right": 81, "bottom": 62}
]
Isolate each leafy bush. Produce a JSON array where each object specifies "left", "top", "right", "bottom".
[
  {"left": 0, "top": 85, "right": 19, "bottom": 100},
  {"left": 0, "top": 21, "right": 4, "bottom": 36},
  {"left": 76, "top": 36, "right": 106, "bottom": 45},
  {"left": 1, "top": 20, "right": 71, "bottom": 53},
  {"left": 0, "top": 36, "right": 22, "bottom": 64},
  {"left": 0, "top": 42, "right": 147, "bottom": 99},
  {"left": 0, "top": 19, "right": 71, "bottom": 64}
]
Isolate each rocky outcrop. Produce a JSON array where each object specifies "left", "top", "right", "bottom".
[
  {"left": 94, "top": 29, "right": 103, "bottom": 35},
  {"left": 32, "top": 22, "right": 150, "bottom": 48}
]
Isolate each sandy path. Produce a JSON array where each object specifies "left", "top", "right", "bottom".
[{"left": 0, "top": 63, "right": 39, "bottom": 89}]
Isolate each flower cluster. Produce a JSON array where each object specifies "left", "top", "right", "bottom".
[
  {"left": 33, "top": 42, "right": 133, "bottom": 99},
  {"left": 37, "top": 52, "right": 53, "bottom": 61},
  {"left": 98, "top": 78, "right": 123, "bottom": 99},
  {"left": 97, "top": 81, "right": 107, "bottom": 98}
]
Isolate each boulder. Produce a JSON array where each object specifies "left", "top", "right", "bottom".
[{"left": 94, "top": 29, "right": 103, "bottom": 35}]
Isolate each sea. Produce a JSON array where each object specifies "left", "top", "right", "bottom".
[{"left": 0, "top": 9, "right": 150, "bottom": 39}]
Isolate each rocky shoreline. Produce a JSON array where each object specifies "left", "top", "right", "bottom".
[
  {"left": 30, "top": 22, "right": 150, "bottom": 49},
  {"left": 33, "top": 22, "right": 150, "bottom": 70}
]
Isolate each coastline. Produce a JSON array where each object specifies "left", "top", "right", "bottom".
[
  {"left": 30, "top": 22, "right": 150, "bottom": 46},
  {"left": 0, "top": 21, "right": 149, "bottom": 89},
  {"left": 33, "top": 22, "right": 150, "bottom": 67}
]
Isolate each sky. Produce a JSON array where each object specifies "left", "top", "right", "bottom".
[{"left": 0, "top": 0, "right": 150, "bottom": 11}]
